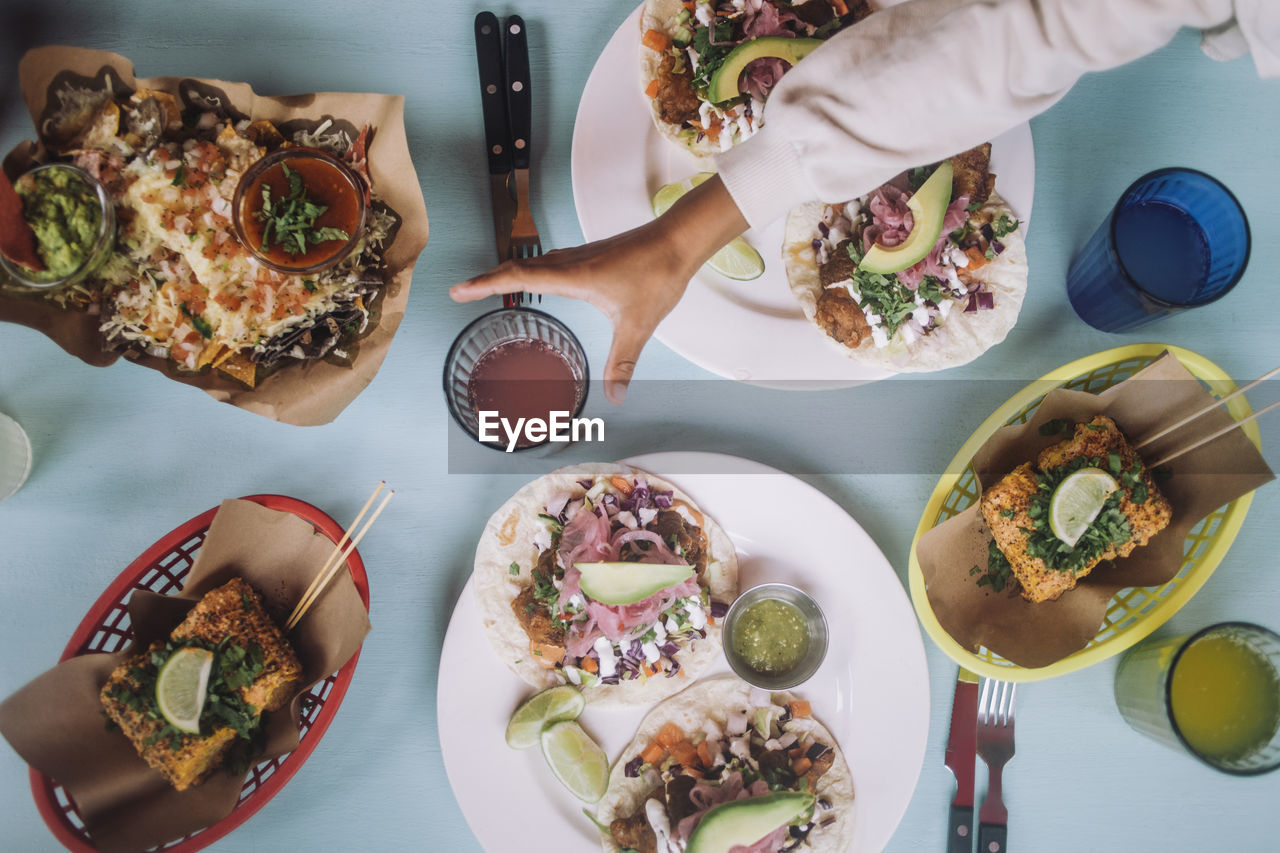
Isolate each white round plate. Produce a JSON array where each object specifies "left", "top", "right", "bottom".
[
  {"left": 438, "top": 452, "right": 930, "bottom": 851},
  {"left": 570, "top": 3, "right": 1035, "bottom": 388}
]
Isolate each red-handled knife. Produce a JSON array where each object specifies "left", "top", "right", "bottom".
[{"left": 944, "top": 668, "right": 979, "bottom": 853}]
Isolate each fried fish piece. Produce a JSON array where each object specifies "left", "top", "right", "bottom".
[
  {"left": 99, "top": 578, "right": 302, "bottom": 790},
  {"left": 979, "top": 415, "right": 1172, "bottom": 603},
  {"left": 950, "top": 142, "right": 994, "bottom": 207}
]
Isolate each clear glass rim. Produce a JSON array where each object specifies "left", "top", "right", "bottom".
[
  {"left": 1163, "top": 620, "right": 1280, "bottom": 776},
  {"left": 231, "top": 147, "right": 368, "bottom": 275},
  {"left": 441, "top": 307, "right": 591, "bottom": 453},
  {"left": 0, "top": 163, "right": 115, "bottom": 290},
  {"left": 1107, "top": 166, "right": 1251, "bottom": 309},
  {"left": 721, "top": 582, "right": 829, "bottom": 690}
]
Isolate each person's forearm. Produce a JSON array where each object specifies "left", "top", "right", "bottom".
[
  {"left": 718, "top": 0, "right": 1242, "bottom": 229},
  {"left": 657, "top": 175, "right": 751, "bottom": 271}
]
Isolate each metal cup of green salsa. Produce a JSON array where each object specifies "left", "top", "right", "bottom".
[
  {"left": 722, "top": 583, "right": 829, "bottom": 690},
  {"left": 0, "top": 163, "right": 116, "bottom": 290}
]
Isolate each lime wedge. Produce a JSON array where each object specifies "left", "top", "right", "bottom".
[
  {"left": 1049, "top": 467, "right": 1120, "bottom": 548},
  {"left": 505, "top": 685, "right": 586, "bottom": 750},
  {"left": 651, "top": 171, "right": 715, "bottom": 216},
  {"left": 540, "top": 720, "right": 610, "bottom": 803},
  {"left": 155, "top": 647, "right": 213, "bottom": 734},
  {"left": 651, "top": 173, "right": 765, "bottom": 281},
  {"left": 706, "top": 237, "right": 764, "bottom": 281}
]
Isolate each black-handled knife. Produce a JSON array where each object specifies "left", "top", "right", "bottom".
[
  {"left": 503, "top": 15, "right": 532, "bottom": 172},
  {"left": 945, "top": 668, "right": 979, "bottom": 853},
  {"left": 474, "top": 11, "right": 516, "bottom": 275}
]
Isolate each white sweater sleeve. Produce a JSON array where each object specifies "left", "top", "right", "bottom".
[{"left": 716, "top": 0, "right": 1277, "bottom": 230}]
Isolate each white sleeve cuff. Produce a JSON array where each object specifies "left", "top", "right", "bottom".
[{"left": 713, "top": 125, "right": 816, "bottom": 232}]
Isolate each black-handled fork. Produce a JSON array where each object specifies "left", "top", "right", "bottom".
[
  {"left": 976, "top": 679, "right": 1016, "bottom": 853},
  {"left": 503, "top": 15, "right": 543, "bottom": 266}
]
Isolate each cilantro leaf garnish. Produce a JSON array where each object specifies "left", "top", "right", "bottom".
[{"left": 256, "top": 163, "right": 350, "bottom": 257}]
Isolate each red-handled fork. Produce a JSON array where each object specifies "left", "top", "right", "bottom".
[{"left": 976, "top": 679, "right": 1016, "bottom": 853}]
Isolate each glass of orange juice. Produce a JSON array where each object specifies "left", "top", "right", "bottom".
[{"left": 1114, "top": 622, "right": 1280, "bottom": 774}]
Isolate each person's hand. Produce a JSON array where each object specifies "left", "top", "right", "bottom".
[{"left": 450, "top": 175, "right": 748, "bottom": 404}]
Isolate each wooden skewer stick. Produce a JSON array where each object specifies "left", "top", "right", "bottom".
[
  {"left": 1149, "top": 399, "right": 1280, "bottom": 469},
  {"left": 1134, "top": 366, "right": 1280, "bottom": 450},
  {"left": 285, "top": 482, "right": 387, "bottom": 631}
]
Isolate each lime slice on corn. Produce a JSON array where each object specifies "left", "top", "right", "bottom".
[
  {"left": 651, "top": 173, "right": 765, "bottom": 281},
  {"left": 541, "top": 720, "right": 610, "bottom": 803},
  {"left": 505, "top": 685, "right": 586, "bottom": 750},
  {"left": 1049, "top": 467, "right": 1119, "bottom": 548},
  {"left": 155, "top": 647, "right": 213, "bottom": 734}
]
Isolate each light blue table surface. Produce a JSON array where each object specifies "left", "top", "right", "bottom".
[{"left": 2, "top": 1, "right": 1279, "bottom": 851}]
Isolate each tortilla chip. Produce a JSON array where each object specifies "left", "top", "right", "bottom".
[
  {"left": 195, "top": 342, "right": 224, "bottom": 370},
  {"left": 243, "top": 119, "right": 285, "bottom": 150},
  {"left": 216, "top": 355, "right": 257, "bottom": 388}
]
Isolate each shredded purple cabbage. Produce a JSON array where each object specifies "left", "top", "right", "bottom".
[
  {"left": 806, "top": 743, "right": 831, "bottom": 761},
  {"left": 578, "top": 478, "right": 594, "bottom": 489},
  {"left": 980, "top": 223, "right": 995, "bottom": 242},
  {"left": 991, "top": 239, "right": 1005, "bottom": 255},
  {"left": 665, "top": 659, "right": 681, "bottom": 678},
  {"left": 817, "top": 221, "right": 829, "bottom": 238},
  {"left": 659, "top": 641, "right": 680, "bottom": 657},
  {"left": 710, "top": 601, "right": 730, "bottom": 619},
  {"left": 601, "top": 675, "right": 620, "bottom": 685},
  {"left": 624, "top": 755, "right": 643, "bottom": 777},
  {"left": 653, "top": 491, "right": 674, "bottom": 509}
]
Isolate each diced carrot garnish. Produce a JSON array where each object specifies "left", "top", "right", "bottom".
[
  {"left": 642, "top": 661, "right": 661, "bottom": 678},
  {"left": 656, "top": 722, "right": 685, "bottom": 749},
  {"left": 831, "top": 0, "right": 850, "bottom": 16},
  {"left": 645, "top": 79, "right": 661, "bottom": 99},
  {"left": 671, "top": 740, "right": 700, "bottom": 768},
  {"left": 611, "top": 476, "right": 635, "bottom": 495},
  {"left": 581, "top": 655, "right": 598, "bottom": 674},
  {"left": 788, "top": 747, "right": 804, "bottom": 759},
  {"left": 696, "top": 740, "right": 714, "bottom": 767},
  {"left": 641, "top": 742, "right": 666, "bottom": 765},
  {"left": 788, "top": 700, "right": 812, "bottom": 718},
  {"left": 792, "top": 756, "right": 813, "bottom": 776},
  {"left": 642, "top": 29, "right": 671, "bottom": 52},
  {"left": 682, "top": 0, "right": 696, "bottom": 10},
  {"left": 964, "top": 246, "right": 990, "bottom": 270}
]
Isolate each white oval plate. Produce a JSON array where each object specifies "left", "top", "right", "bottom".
[
  {"left": 438, "top": 452, "right": 930, "bottom": 851},
  {"left": 570, "top": 3, "right": 1035, "bottom": 387}
]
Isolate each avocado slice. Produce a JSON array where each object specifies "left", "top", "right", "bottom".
[
  {"left": 707, "top": 37, "right": 823, "bottom": 104},
  {"left": 858, "top": 161, "right": 955, "bottom": 275},
  {"left": 686, "top": 792, "right": 816, "bottom": 853},
  {"left": 576, "top": 562, "right": 694, "bottom": 605}
]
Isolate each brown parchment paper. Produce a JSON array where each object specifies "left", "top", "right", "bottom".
[
  {"left": 0, "top": 499, "right": 372, "bottom": 852},
  {"left": 0, "top": 46, "right": 429, "bottom": 426},
  {"left": 917, "top": 352, "right": 1274, "bottom": 669}
]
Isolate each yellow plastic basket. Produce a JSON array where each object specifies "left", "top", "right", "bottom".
[{"left": 907, "top": 344, "right": 1261, "bottom": 682}]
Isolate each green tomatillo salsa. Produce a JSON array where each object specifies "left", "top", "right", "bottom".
[
  {"left": 730, "top": 598, "right": 810, "bottom": 675},
  {"left": 15, "top": 165, "right": 103, "bottom": 279}
]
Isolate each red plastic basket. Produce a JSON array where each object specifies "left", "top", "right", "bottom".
[{"left": 29, "top": 494, "right": 371, "bottom": 852}]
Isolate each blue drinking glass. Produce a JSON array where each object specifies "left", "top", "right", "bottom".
[{"left": 1066, "top": 168, "right": 1250, "bottom": 332}]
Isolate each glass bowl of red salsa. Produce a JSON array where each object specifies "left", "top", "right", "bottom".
[{"left": 232, "top": 148, "right": 366, "bottom": 275}]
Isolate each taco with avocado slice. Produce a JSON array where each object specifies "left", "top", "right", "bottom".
[
  {"left": 783, "top": 142, "right": 1029, "bottom": 372},
  {"left": 638, "top": 0, "right": 873, "bottom": 157},
  {"left": 473, "top": 464, "right": 738, "bottom": 709},
  {"left": 594, "top": 676, "right": 854, "bottom": 853}
]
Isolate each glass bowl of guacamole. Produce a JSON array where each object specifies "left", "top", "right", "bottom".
[
  {"left": 0, "top": 163, "right": 115, "bottom": 290},
  {"left": 723, "top": 583, "right": 829, "bottom": 690}
]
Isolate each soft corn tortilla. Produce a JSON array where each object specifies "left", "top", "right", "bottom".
[
  {"left": 783, "top": 191, "right": 1029, "bottom": 373},
  {"left": 595, "top": 676, "right": 855, "bottom": 853},
  {"left": 473, "top": 464, "right": 738, "bottom": 708}
]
